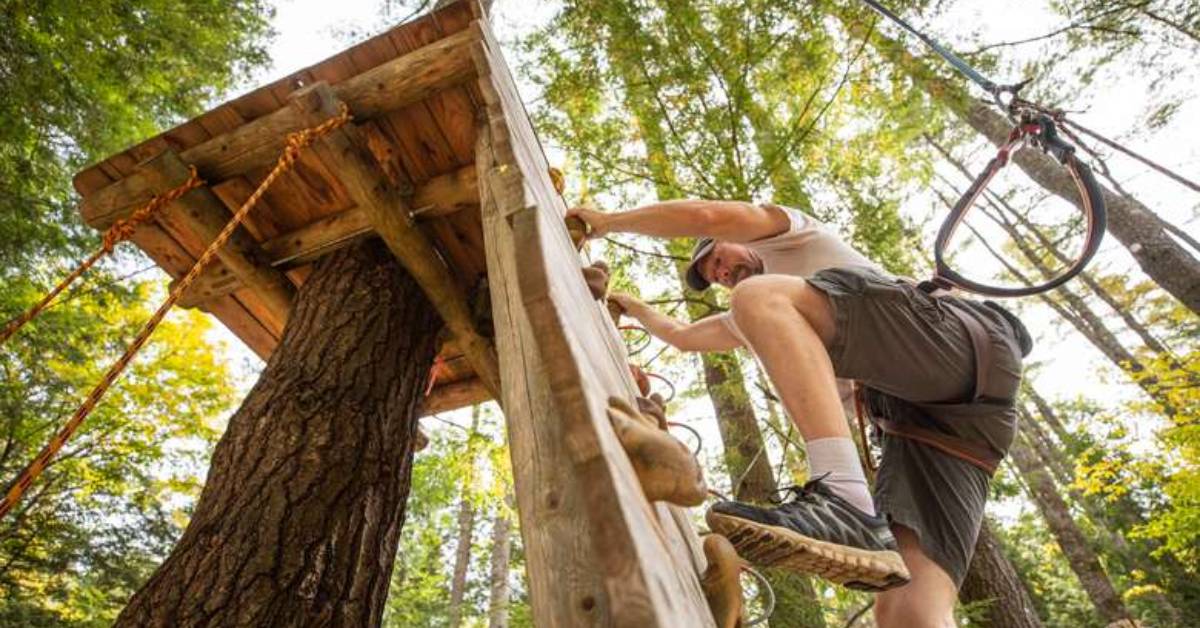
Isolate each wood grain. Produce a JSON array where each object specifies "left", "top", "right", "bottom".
[
  {"left": 291, "top": 82, "right": 501, "bottom": 400},
  {"left": 473, "top": 15, "right": 713, "bottom": 625}
]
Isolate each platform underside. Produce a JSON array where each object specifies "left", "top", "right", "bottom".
[
  {"left": 73, "top": 2, "right": 717, "bottom": 624},
  {"left": 73, "top": 1, "right": 489, "bottom": 414}
]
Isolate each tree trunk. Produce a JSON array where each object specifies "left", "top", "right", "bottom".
[
  {"left": 449, "top": 407, "right": 482, "bottom": 628},
  {"left": 1008, "top": 433, "right": 1133, "bottom": 625},
  {"left": 448, "top": 493, "right": 476, "bottom": 628},
  {"left": 115, "top": 239, "right": 439, "bottom": 627},
  {"left": 1022, "top": 385, "right": 1072, "bottom": 446},
  {"left": 487, "top": 499, "right": 513, "bottom": 628},
  {"left": 960, "top": 521, "right": 1045, "bottom": 628},
  {"left": 865, "top": 26, "right": 1200, "bottom": 314},
  {"left": 1018, "top": 406, "right": 1073, "bottom": 486}
]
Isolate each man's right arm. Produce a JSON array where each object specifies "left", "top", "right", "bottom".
[
  {"left": 569, "top": 200, "right": 789, "bottom": 243},
  {"left": 614, "top": 293, "right": 742, "bottom": 352}
]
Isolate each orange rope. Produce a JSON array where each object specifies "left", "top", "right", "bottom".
[
  {"left": 424, "top": 354, "right": 446, "bottom": 397},
  {"left": 0, "top": 104, "right": 352, "bottom": 521},
  {"left": 0, "top": 167, "right": 204, "bottom": 345}
]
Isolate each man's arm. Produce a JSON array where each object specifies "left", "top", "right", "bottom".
[
  {"left": 569, "top": 200, "right": 789, "bottom": 243},
  {"left": 613, "top": 293, "right": 743, "bottom": 352}
]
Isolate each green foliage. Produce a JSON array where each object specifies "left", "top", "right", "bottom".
[
  {"left": 0, "top": 0, "right": 273, "bottom": 271},
  {"left": 527, "top": 0, "right": 936, "bottom": 272},
  {"left": 0, "top": 279, "right": 236, "bottom": 626},
  {"left": 993, "top": 510, "right": 1100, "bottom": 628},
  {"left": 384, "top": 406, "right": 530, "bottom": 627},
  {"left": 0, "top": 2, "right": 275, "bottom": 622}
]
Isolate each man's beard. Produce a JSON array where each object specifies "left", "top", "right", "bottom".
[{"left": 730, "top": 264, "right": 757, "bottom": 285}]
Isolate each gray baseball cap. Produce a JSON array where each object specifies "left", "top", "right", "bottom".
[{"left": 685, "top": 237, "right": 716, "bottom": 291}]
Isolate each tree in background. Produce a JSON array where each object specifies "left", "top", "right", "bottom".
[
  {"left": 0, "top": 286, "right": 235, "bottom": 627},
  {"left": 1, "top": 3, "right": 272, "bottom": 624},
  {"left": 384, "top": 404, "right": 530, "bottom": 628},
  {"left": 0, "top": 0, "right": 273, "bottom": 271}
]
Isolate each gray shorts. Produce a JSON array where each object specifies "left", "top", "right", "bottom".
[{"left": 807, "top": 267, "right": 1024, "bottom": 586}]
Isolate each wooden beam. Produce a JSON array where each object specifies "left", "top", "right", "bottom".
[
  {"left": 418, "top": 378, "right": 491, "bottom": 416},
  {"left": 291, "top": 82, "right": 501, "bottom": 399},
  {"left": 79, "top": 23, "right": 483, "bottom": 229},
  {"left": 172, "top": 166, "right": 480, "bottom": 307},
  {"left": 141, "top": 150, "right": 296, "bottom": 329},
  {"left": 473, "top": 17, "right": 713, "bottom": 625}
]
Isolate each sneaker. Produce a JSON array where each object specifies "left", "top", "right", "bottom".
[{"left": 705, "top": 478, "right": 910, "bottom": 591}]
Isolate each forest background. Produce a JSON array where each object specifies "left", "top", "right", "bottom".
[{"left": 1, "top": 0, "right": 1197, "bottom": 626}]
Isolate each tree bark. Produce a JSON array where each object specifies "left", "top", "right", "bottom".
[
  {"left": 865, "top": 26, "right": 1200, "bottom": 314},
  {"left": 448, "top": 493, "right": 476, "bottom": 628},
  {"left": 960, "top": 521, "right": 1045, "bottom": 628},
  {"left": 487, "top": 500, "right": 513, "bottom": 628},
  {"left": 1008, "top": 433, "right": 1133, "bottom": 625},
  {"left": 116, "top": 239, "right": 439, "bottom": 627}
]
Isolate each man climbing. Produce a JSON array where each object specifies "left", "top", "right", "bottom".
[{"left": 567, "top": 200, "right": 1030, "bottom": 627}]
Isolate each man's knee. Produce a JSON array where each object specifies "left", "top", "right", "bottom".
[
  {"left": 730, "top": 276, "right": 835, "bottom": 343},
  {"left": 729, "top": 277, "right": 796, "bottom": 331}
]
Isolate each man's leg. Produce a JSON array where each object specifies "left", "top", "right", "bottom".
[
  {"left": 874, "top": 526, "right": 958, "bottom": 628},
  {"left": 728, "top": 274, "right": 841, "bottom": 438},
  {"left": 728, "top": 275, "right": 874, "bottom": 513},
  {"left": 706, "top": 274, "right": 909, "bottom": 591}
]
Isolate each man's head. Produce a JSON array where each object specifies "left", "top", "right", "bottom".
[{"left": 685, "top": 239, "right": 764, "bottom": 290}]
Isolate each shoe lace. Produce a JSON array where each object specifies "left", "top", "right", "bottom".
[{"left": 768, "top": 472, "right": 831, "bottom": 506}]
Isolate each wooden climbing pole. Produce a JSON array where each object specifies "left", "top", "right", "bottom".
[
  {"left": 59, "top": 1, "right": 716, "bottom": 625},
  {"left": 472, "top": 16, "right": 715, "bottom": 626}
]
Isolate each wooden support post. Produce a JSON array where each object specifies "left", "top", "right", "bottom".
[
  {"left": 140, "top": 150, "right": 296, "bottom": 330},
  {"left": 173, "top": 166, "right": 480, "bottom": 308},
  {"left": 290, "top": 82, "right": 502, "bottom": 399},
  {"left": 473, "top": 15, "right": 713, "bottom": 626},
  {"left": 418, "top": 378, "right": 491, "bottom": 416}
]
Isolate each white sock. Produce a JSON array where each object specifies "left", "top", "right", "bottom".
[{"left": 806, "top": 437, "right": 876, "bottom": 516}]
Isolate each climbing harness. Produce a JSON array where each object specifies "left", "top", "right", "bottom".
[
  {"left": 862, "top": 0, "right": 1107, "bottom": 298},
  {"left": 0, "top": 104, "right": 352, "bottom": 521}
]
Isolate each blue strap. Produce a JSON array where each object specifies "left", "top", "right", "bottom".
[{"left": 859, "top": 0, "right": 999, "bottom": 95}]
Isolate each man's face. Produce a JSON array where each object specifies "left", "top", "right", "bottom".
[{"left": 699, "top": 241, "right": 761, "bottom": 288}]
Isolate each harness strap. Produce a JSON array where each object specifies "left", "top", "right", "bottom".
[
  {"left": 873, "top": 418, "right": 1001, "bottom": 475},
  {"left": 864, "top": 293, "right": 1008, "bottom": 476},
  {"left": 944, "top": 301, "right": 992, "bottom": 403}
]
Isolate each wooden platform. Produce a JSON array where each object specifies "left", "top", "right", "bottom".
[
  {"left": 73, "top": 2, "right": 716, "bottom": 625},
  {"left": 73, "top": 1, "right": 494, "bottom": 414}
]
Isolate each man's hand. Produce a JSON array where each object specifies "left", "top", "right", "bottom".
[
  {"left": 609, "top": 291, "right": 644, "bottom": 316},
  {"left": 566, "top": 206, "right": 611, "bottom": 240}
]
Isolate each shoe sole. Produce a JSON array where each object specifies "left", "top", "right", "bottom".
[{"left": 707, "top": 511, "right": 911, "bottom": 592}]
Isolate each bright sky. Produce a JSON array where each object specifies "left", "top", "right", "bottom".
[{"left": 194, "top": 1, "right": 1195, "bottom": 514}]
